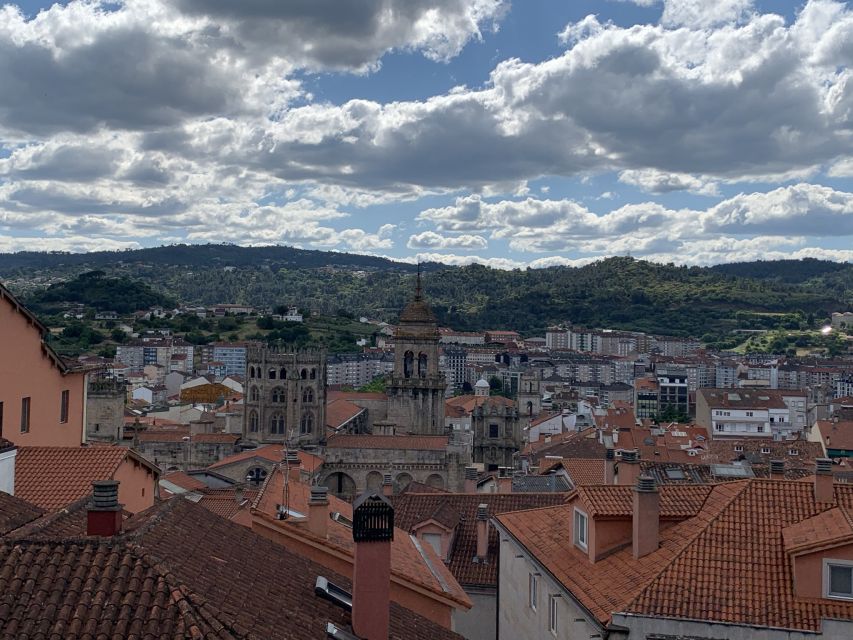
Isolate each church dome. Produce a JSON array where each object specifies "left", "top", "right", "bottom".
[{"left": 475, "top": 378, "right": 490, "bottom": 388}]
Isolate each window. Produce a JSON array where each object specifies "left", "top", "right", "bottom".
[
  {"left": 20, "top": 397, "right": 30, "bottom": 433},
  {"left": 573, "top": 508, "right": 588, "bottom": 550},
  {"left": 489, "top": 423, "right": 499, "bottom": 438},
  {"left": 271, "top": 387, "right": 285, "bottom": 403},
  {"left": 549, "top": 595, "right": 559, "bottom": 635},
  {"left": 422, "top": 533, "right": 442, "bottom": 557},
  {"left": 250, "top": 386, "right": 259, "bottom": 402},
  {"left": 60, "top": 390, "right": 69, "bottom": 423},
  {"left": 280, "top": 368, "right": 287, "bottom": 379},
  {"left": 271, "top": 413, "right": 286, "bottom": 434},
  {"left": 761, "top": 447, "right": 771, "bottom": 454},
  {"left": 734, "top": 445, "right": 743, "bottom": 452},
  {"left": 302, "top": 388, "right": 314, "bottom": 404},
  {"left": 249, "top": 411, "right": 259, "bottom": 433},
  {"left": 826, "top": 562, "right": 853, "bottom": 599},
  {"left": 268, "top": 368, "right": 277, "bottom": 379},
  {"left": 528, "top": 573, "right": 538, "bottom": 610},
  {"left": 300, "top": 412, "right": 313, "bottom": 435}
]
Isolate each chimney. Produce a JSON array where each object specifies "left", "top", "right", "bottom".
[
  {"left": 769, "top": 459, "right": 785, "bottom": 480},
  {"left": 604, "top": 449, "right": 615, "bottom": 485},
  {"left": 464, "top": 466, "right": 478, "bottom": 493},
  {"left": 235, "top": 486, "right": 244, "bottom": 504},
  {"left": 382, "top": 472, "right": 393, "bottom": 497},
  {"left": 815, "top": 458, "right": 835, "bottom": 504},
  {"left": 476, "top": 503, "right": 489, "bottom": 560},
  {"left": 87, "top": 480, "right": 123, "bottom": 537},
  {"left": 632, "top": 475, "right": 659, "bottom": 559},
  {"left": 284, "top": 449, "right": 301, "bottom": 484},
  {"left": 618, "top": 450, "right": 640, "bottom": 486},
  {"left": 497, "top": 475, "right": 513, "bottom": 493},
  {"left": 352, "top": 492, "right": 394, "bottom": 640},
  {"left": 308, "top": 485, "right": 329, "bottom": 539}
]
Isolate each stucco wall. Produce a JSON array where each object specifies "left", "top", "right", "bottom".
[
  {"left": 0, "top": 299, "right": 86, "bottom": 447},
  {"left": 793, "top": 543, "right": 853, "bottom": 599},
  {"left": 0, "top": 447, "right": 16, "bottom": 494},
  {"left": 113, "top": 457, "right": 157, "bottom": 513},
  {"left": 453, "top": 589, "right": 495, "bottom": 640},
  {"left": 497, "top": 528, "right": 603, "bottom": 640}
]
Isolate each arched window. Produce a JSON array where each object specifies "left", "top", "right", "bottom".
[
  {"left": 280, "top": 368, "right": 287, "bottom": 379},
  {"left": 246, "top": 466, "right": 267, "bottom": 486},
  {"left": 310, "top": 368, "right": 316, "bottom": 380},
  {"left": 250, "top": 386, "right": 259, "bottom": 402},
  {"left": 249, "top": 410, "right": 259, "bottom": 432},
  {"left": 302, "top": 388, "right": 314, "bottom": 403},
  {"left": 249, "top": 366, "right": 255, "bottom": 378},
  {"left": 418, "top": 352, "right": 428, "bottom": 378},
  {"left": 300, "top": 412, "right": 313, "bottom": 435},
  {"left": 300, "top": 368, "right": 308, "bottom": 380},
  {"left": 271, "top": 387, "right": 285, "bottom": 403},
  {"left": 270, "top": 413, "right": 286, "bottom": 434},
  {"left": 268, "top": 368, "right": 276, "bottom": 379},
  {"left": 526, "top": 401, "right": 533, "bottom": 415},
  {"left": 403, "top": 351, "right": 414, "bottom": 378}
]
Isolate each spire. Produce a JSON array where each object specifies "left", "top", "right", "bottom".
[{"left": 415, "top": 262, "right": 423, "bottom": 301}]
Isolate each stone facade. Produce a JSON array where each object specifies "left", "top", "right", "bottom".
[
  {"left": 86, "top": 378, "right": 126, "bottom": 442},
  {"left": 472, "top": 400, "right": 520, "bottom": 470},
  {"left": 385, "top": 277, "right": 447, "bottom": 435},
  {"left": 243, "top": 347, "right": 326, "bottom": 447}
]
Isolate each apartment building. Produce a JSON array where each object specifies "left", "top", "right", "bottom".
[{"left": 696, "top": 388, "right": 808, "bottom": 440}]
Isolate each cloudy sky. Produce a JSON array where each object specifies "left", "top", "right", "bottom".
[{"left": 1, "top": 0, "right": 852, "bottom": 268}]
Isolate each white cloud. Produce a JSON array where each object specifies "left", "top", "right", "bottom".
[
  {"left": 618, "top": 169, "right": 719, "bottom": 195},
  {"left": 407, "top": 231, "right": 488, "bottom": 250}
]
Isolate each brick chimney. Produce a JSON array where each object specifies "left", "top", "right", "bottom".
[
  {"left": 475, "top": 503, "right": 489, "bottom": 560},
  {"left": 87, "top": 480, "right": 123, "bottom": 537},
  {"left": 632, "top": 475, "right": 659, "bottom": 559},
  {"left": 769, "top": 459, "right": 785, "bottom": 480},
  {"left": 308, "top": 485, "right": 329, "bottom": 539},
  {"left": 464, "top": 466, "right": 478, "bottom": 493},
  {"left": 604, "top": 449, "right": 615, "bottom": 484},
  {"left": 382, "top": 472, "right": 393, "bottom": 497},
  {"left": 815, "top": 458, "right": 835, "bottom": 504},
  {"left": 618, "top": 450, "right": 640, "bottom": 486},
  {"left": 352, "top": 492, "right": 394, "bottom": 640}
]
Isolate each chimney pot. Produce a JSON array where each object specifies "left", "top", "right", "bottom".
[
  {"left": 633, "top": 474, "right": 659, "bottom": 559},
  {"left": 476, "top": 503, "right": 489, "bottom": 560},
  {"left": 87, "top": 480, "right": 123, "bottom": 537},
  {"left": 815, "top": 458, "right": 835, "bottom": 504},
  {"left": 618, "top": 450, "right": 641, "bottom": 486},
  {"left": 352, "top": 492, "right": 393, "bottom": 640},
  {"left": 308, "top": 485, "right": 330, "bottom": 539}
]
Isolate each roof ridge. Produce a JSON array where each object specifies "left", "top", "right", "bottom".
[{"left": 620, "top": 480, "right": 751, "bottom": 615}]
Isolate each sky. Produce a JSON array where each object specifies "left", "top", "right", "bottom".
[{"left": 0, "top": 0, "right": 852, "bottom": 268}]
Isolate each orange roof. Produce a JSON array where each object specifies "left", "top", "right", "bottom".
[
  {"left": 817, "top": 419, "right": 853, "bottom": 451},
  {"left": 578, "top": 484, "right": 713, "bottom": 519},
  {"left": 161, "top": 471, "right": 206, "bottom": 493},
  {"left": 559, "top": 458, "right": 606, "bottom": 485},
  {"left": 326, "top": 434, "right": 449, "bottom": 450},
  {"left": 15, "top": 446, "right": 155, "bottom": 511},
  {"left": 207, "top": 444, "right": 324, "bottom": 474},
  {"left": 197, "top": 487, "right": 259, "bottom": 522},
  {"left": 325, "top": 398, "right": 365, "bottom": 430},
  {"left": 498, "top": 481, "right": 853, "bottom": 631},
  {"left": 782, "top": 505, "right": 853, "bottom": 555},
  {"left": 254, "top": 467, "right": 471, "bottom": 610},
  {"left": 445, "top": 395, "right": 515, "bottom": 415}
]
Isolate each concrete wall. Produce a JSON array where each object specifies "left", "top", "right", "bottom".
[
  {"left": 0, "top": 297, "right": 86, "bottom": 447},
  {"left": 452, "top": 590, "right": 495, "bottom": 640},
  {"left": 497, "top": 527, "right": 604, "bottom": 640}
]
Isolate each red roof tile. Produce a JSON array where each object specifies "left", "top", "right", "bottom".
[
  {"left": 14, "top": 446, "right": 151, "bottom": 511},
  {"left": 325, "top": 398, "right": 365, "bottom": 429},
  {"left": 0, "top": 491, "right": 44, "bottom": 536},
  {"left": 207, "top": 444, "right": 323, "bottom": 473}
]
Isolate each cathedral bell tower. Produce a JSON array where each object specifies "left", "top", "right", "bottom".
[{"left": 385, "top": 267, "right": 447, "bottom": 435}]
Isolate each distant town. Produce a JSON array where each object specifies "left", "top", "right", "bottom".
[{"left": 3, "top": 269, "right": 853, "bottom": 640}]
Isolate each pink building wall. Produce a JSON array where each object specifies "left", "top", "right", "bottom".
[{"left": 0, "top": 295, "right": 86, "bottom": 447}]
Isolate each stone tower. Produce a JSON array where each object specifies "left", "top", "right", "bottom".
[
  {"left": 86, "top": 378, "right": 126, "bottom": 442},
  {"left": 517, "top": 371, "right": 542, "bottom": 427},
  {"left": 385, "top": 269, "right": 447, "bottom": 435},
  {"left": 243, "top": 345, "right": 326, "bottom": 447}
]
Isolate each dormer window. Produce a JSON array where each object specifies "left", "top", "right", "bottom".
[
  {"left": 825, "top": 560, "right": 853, "bottom": 600},
  {"left": 734, "top": 445, "right": 743, "bottom": 452},
  {"left": 573, "top": 508, "right": 588, "bottom": 551},
  {"left": 761, "top": 447, "right": 771, "bottom": 454}
]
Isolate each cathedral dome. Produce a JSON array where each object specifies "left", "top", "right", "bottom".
[{"left": 475, "top": 378, "right": 490, "bottom": 389}]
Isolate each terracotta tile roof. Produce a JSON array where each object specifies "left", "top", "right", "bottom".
[
  {"left": 392, "top": 492, "right": 569, "bottom": 588},
  {"left": 325, "top": 398, "right": 365, "bottom": 429},
  {"left": 326, "top": 434, "right": 449, "bottom": 450},
  {"left": 14, "top": 446, "right": 148, "bottom": 511},
  {"left": 698, "top": 388, "right": 789, "bottom": 409},
  {"left": 2, "top": 497, "right": 462, "bottom": 639},
  {"left": 559, "top": 458, "right": 606, "bottom": 485},
  {"left": 578, "top": 484, "right": 713, "bottom": 519},
  {"left": 782, "top": 505, "right": 853, "bottom": 555},
  {"left": 523, "top": 428, "right": 607, "bottom": 461},
  {"left": 445, "top": 395, "right": 515, "bottom": 415},
  {"left": 499, "top": 480, "right": 853, "bottom": 632},
  {"left": 255, "top": 468, "right": 471, "bottom": 610},
  {"left": 817, "top": 419, "right": 853, "bottom": 451},
  {"left": 0, "top": 492, "right": 44, "bottom": 536},
  {"left": 207, "top": 444, "right": 323, "bottom": 474},
  {"left": 704, "top": 439, "right": 823, "bottom": 467},
  {"left": 196, "top": 487, "right": 259, "bottom": 522},
  {"left": 161, "top": 471, "right": 207, "bottom": 493}
]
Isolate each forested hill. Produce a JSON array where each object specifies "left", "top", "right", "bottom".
[
  {"left": 710, "top": 258, "right": 853, "bottom": 283},
  {"left": 0, "top": 244, "right": 421, "bottom": 273},
  {"left": 1, "top": 246, "right": 851, "bottom": 346}
]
